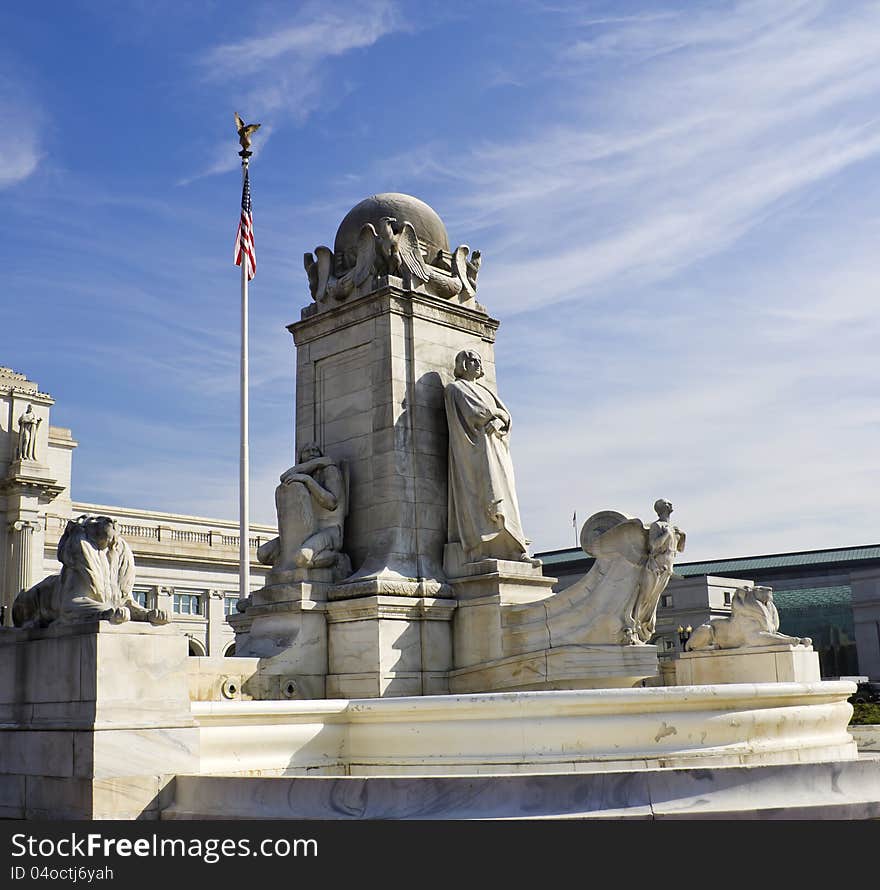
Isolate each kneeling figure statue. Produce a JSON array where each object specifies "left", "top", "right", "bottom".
[{"left": 258, "top": 442, "right": 351, "bottom": 580}]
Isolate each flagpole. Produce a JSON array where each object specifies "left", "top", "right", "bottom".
[{"left": 238, "top": 151, "right": 250, "bottom": 604}]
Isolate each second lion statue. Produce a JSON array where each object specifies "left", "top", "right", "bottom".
[{"left": 686, "top": 585, "right": 811, "bottom": 651}]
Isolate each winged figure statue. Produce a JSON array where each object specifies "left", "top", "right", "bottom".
[{"left": 505, "top": 501, "right": 685, "bottom": 648}]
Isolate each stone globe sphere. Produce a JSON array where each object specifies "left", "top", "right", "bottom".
[{"left": 334, "top": 193, "right": 450, "bottom": 263}]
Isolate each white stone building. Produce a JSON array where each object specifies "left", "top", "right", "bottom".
[{"left": 0, "top": 366, "right": 274, "bottom": 655}]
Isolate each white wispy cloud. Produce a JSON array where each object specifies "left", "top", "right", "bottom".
[
  {"left": 359, "top": 0, "right": 880, "bottom": 557},
  {"left": 199, "top": 2, "right": 399, "bottom": 76},
  {"left": 0, "top": 74, "right": 44, "bottom": 189},
  {"left": 183, "top": 0, "right": 404, "bottom": 181},
  {"left": 178, "top": 124, "right": 275, "bottom": 186},
  {"left": 372, "top": 1, "right": 880, "bottom": 315}
]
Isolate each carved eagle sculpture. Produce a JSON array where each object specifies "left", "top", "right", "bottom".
[
  {"left": 452, "top": 246, "right": 482, "bottom": 298},
  {"left": 378, "top": 217, "right": 430, "bottom": 289},
  {"left": 234, "top": 112, "right": 261, "bottom": 153},
  {"left": 304, "top": 224, "right": 379, "bottom": 303}
]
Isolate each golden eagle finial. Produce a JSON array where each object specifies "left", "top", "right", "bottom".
[{"left": 234, "top": 112, "right": 261, "bottom": 156}]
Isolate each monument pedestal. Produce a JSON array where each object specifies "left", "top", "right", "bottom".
[
  {"left": 291, "top": 284, "right": 500, "bottom": 600},
  {"left": 326, "top": 596, "right": 456, "bottom": 698},
  {"left": 675, "top": 644, "right": 821, "bottom": 686},
  {"left": 449, "top": 556, "right": 557, "bottom": 668},
  {"left": 449, "top": 644, "right": 659, "bottom": 693},
  {"left": 231, "top": 573, "right": 331, "bottom": 700},
  {"left": 0, "top": 621, "right": 198, "bottom": 819}
]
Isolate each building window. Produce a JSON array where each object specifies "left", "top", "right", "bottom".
[
  {"left": 224, "top": 596, "right": 240, "bottom": 616},
  {"left": 173, "top": 591, "right": 203, "bottom": 615},
  {"left": 663, "top": 639, "right": 675, "bottom": 651},
  {"left": 724, "top": 591, "right": 732, "bottom": 605},
  {"left": 660, "top": 594, "right": 673, "bottom": 609},
  {"left": 132, "top": 586, "right": 152, "bottom": 609}
]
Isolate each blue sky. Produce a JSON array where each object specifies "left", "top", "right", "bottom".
[{"left": 4, "top": 0, "right": 879, "bottom": 561}]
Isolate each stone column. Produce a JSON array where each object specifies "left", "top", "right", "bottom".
[{"left": 6, "top": 518, "right": 40, "bottom": 625}]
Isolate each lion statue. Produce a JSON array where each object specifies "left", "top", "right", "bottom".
[
  {"left": 12, "top": 514, "right": 170, "bottom": 628},
  {"left": 686, "top": 585, "right": 811, "bottom": 651}
]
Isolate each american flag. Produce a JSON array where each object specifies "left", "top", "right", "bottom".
[{"left": 234, "top": 168, "right": 256, "bottom": 280}]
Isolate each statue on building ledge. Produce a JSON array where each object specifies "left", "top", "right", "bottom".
[{"left": 15, "top": 403, "right": 41, "bottom": 462}]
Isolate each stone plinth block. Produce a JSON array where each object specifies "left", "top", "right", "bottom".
[
  {"left": 233, "top": 581, "right": 330, "bottom": 700},
  {"left": 290, "top": 284, "right": 500, "bottom": 596},
  {"left": 326, "top": 596, "right": 456, "bottom": 698},
  {"left": 187, "top": 656, "right": 261, "bottom": 702},
  {"left": 449, "top": 561, "right": 557, "bottom": 669},
  {"left": 674, "top": 644, "right": 821, "bottom": 686},
  {"left": 0, "top": 621, "right": 198, "bottom": 819},
  {"left": 448, "top": 644, "right": 660, "bottom": 694}
]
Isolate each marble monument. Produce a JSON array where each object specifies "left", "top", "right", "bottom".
[
  {"left": 232, "top": 192, "right": 688, "bottom": 697},
  {"left": 0, "top": 188, "right": 867, "bottom": 819}
]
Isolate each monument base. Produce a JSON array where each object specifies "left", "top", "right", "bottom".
[
  {"left": 449, "top": 643, "right": 659, "bottom": 693},
  {"left": 675, "top": 644, "right": 821, "bottom": 686},
  {"left": 0, "top": 621, "right": 198, "bottom": 819},
  {"left": 326, "top": 596, "right": 456, "bottom": 698},
  {"left": 448, "top": 555, "right": 555, "bottom": 667},
  {"left": 231, "top": 580, "right": 330, "bottom": 700}
]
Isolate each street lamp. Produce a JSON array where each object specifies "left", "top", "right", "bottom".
[{"left": 678, "top": 625, "right": 693, "bottom": 650}]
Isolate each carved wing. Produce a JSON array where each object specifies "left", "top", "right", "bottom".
[
  {"left": 588, "top": 517, "right": 649, "bottom": 566},
  {"left": 467, "top": 251, "right": 481, "bottom": 288},
  {"left": 352, "top": 223, "right": 378, "bottom": 288},
  {"left": 304, "top": 252, "right": 318, "bottom": 299},
  {"left": 314, "top": 246, "right": 334, "bottom": 302},
  {"left": 452, "top": 245, "right": 476, "bottom": 297},
  {"left": 234, "top": 111, "right": 245, "bottom": 131},
  {"left": 397, "top": 222, "right": 429, "bottom": 285}
]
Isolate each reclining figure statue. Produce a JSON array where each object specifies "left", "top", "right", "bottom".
[{"left": 12, "top": 514, "right": 170, "bottom": 628}]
